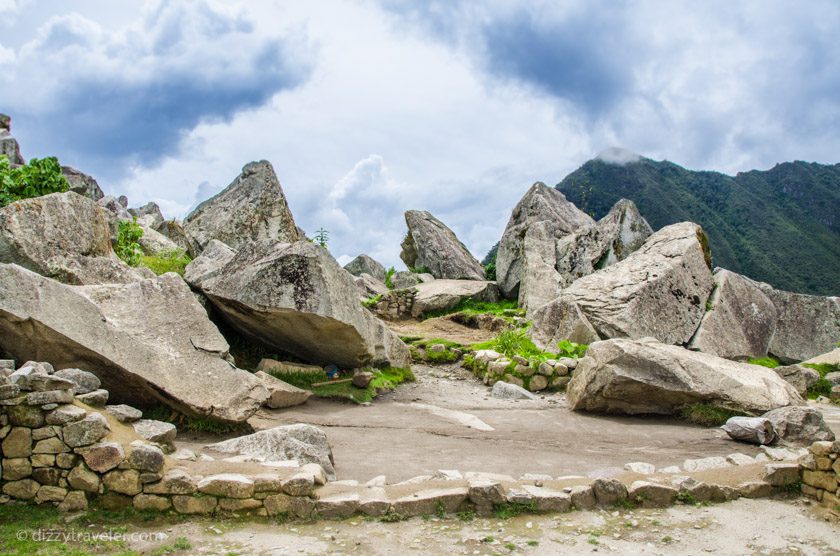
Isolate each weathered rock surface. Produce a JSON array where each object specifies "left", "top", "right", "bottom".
[
  {"left": 496, "top": 182, "right": 594, "bottom": 299},
  {"left": 185, "top": 240, "right": 410, "bottom": 369},
  {"left": 128, "top": 202, "right": 164, "bottom": 228},
  {"left": 155, "top": 220, "right": 200, "bottom": 258},
  {"left": 0, "top": 192, "right": 147, "bottom": 285},
  {"left": 721, "top": 416, "right": 776, "bottom": 445},
  {"left": 0, "top": 116, "right": 24, "bottom": 165},
  {"left": 344, "top": 255, "right": 386, "bottom": 282},
  {"left": 184, "top": 160, "right": 301, "bottom": 252},
  {"left": 137, "top": 222, "right": 179, "bottom": 256},
  {"left": 688, "top": 269, "right": 778, "bottom": 360},
  {"left": 392, "top": 271, "right": 432, "bottom": 290},
  {"left": 97, "top": 195, "right": 132, "bottom": 221},
  {"left": 209, "top": 424, "right": 336, "bottom": 480},
  {"left": 354, "top": 273, "right": 389, "bottom": 300},
  {"left": 772, "top": 364, "right": 815, "bottom": 397},
  {"left": 410, "top": 279, "right": 499, "bottom": 318},
  {"left": 0, "top": 264, "right": 268, "bottom": 422},
  {"left": 566, "top": 338, "right": 802, "bottom": 416},
  {"left": 760, "top": 287, "right": 840, "bottom": 363},
  {"left": 399, "top": 210, "right": 484, "bottom": 280},
  {"left": 254, "top": 371, "right": 311, "bottom": 409},
  {"left": 61, "top": 167, "right": 104, "bottom": 201},
  {"left": 531, "top": 222, "right": 714, "bottom": 349},
  {"left": 492, "top": 381, "right": 537, "bottom": 400},
  {"left": 762, "top": 406, "right": 835, "bottom": 446},
  {"left": 805, "top": 348, "right": 840, "bottom": 366}
]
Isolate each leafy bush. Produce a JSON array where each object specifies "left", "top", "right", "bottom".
[
  {"left": 0, "top": 155, "right": 69, "bottom": 207},
  {"left": 556, "top": 339, "right": 588, "bottom": 359},
  {"left": 748, "top": 356, "right": 781, "bottom": 368},
  {"left": 484, "top": 261, "right": 496, "bottom": 281},
  {"left": 139, "top": 249, "right": 191, "bottom": 276},
  {"left": 115, "top": 217, "right": 144, "bottom": 266},
  {"left": 385, "top": 266, "right": 396, "bottom": 290}
]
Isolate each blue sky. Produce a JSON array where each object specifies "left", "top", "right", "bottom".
[{"left": 2, "top": 0, "right": 839, "bottom": 268}]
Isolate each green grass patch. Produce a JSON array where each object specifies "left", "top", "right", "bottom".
[
  {"left": 423, "top": 349, "right": 460, "bottom": 364},
  {"left": 276, "top": 367, "right": 415, "bottom": 404},
  {"left": 421, "top": 298, "right": 523, "bottom": 320},
  {"left": 361, "top": 294, "right": 383, "bottom": 309},
  {"left": 142, "top": 406, "right": 251, "bottom": 435},
  {"left": 493, "top": 501, "right": 538, "bottom": 519},
  {"left": 680, "top": 403, "right": 746, "bottom": 427},
  {"left": 803, "top": 363, "right": 839, "bottom": 399},
  {"left": 139, "top": 249, "right": 191, "bottom": 276},
  {"left": 747, "top": 356, "right": 781, "bottom": 368}
]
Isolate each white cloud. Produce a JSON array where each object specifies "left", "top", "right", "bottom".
[{"left": 596, "top": 147, "right": 641, "bottom": 166}]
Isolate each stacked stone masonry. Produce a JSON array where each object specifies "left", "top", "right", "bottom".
[{"left": 800, "top": 440, "right": 840, "bottom": 509}]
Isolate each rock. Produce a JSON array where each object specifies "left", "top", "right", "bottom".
[
  {"left": 76, "top": 390, "right": 108, "bottom": 407},
  {"left": 496, "top": 182, "right": 594, "bottom": 299},
  {"left": 391, "top": 271, "right": 426, "bottom": 290},
  {"left": 628, "top": 481, "right": 678, "bottom": 508},
  {"left": 209, "top": 424, "right": 336, "bottom": 480},
  {"left": 127, "top": 441, "right": 165, "bottom": 473},
  {"left": 761, "top": 287, "right": 840, "bottom": 363},
  {"left": 805, "top": 348, "right": 840, "bottom": 366},
  {"left": 0, "top": 121, "right": 24, "bottom": 165},
  {"left": 10, "top": 368, "right": 73, "bottom": 392},
  {"left": 133, "top": 493, "right": 171, "bottom": 511},
  {"left": 688, "top": 269, "right": 778, "bottom": 359},
  {"left": 352, "top": 371, "right": 374, "bottom": 389},
  {"left": 491, "top": 380, "right": 537, "bottom": 400},
  {"left": 46, "top": 405, "right": 86, "bottom": 425},
  {"left": 531, "top": 223, "right": 714, "bottom": 348},
  {"left": 1, "top": 427, "right": 32, "bottom": 457},
  {"left": 592, "top": 478, "right": 628, "bottom": 507},
  {"left": 62, "top": 413, "right": 110, "bottom": 448},
  {"left": 764, "top": 463, "right": 800, "bottom": 487},
  {"left": 0, "top": 192, "right": 148, "bottom": 285},
  {"left": 132, "top": 420, "right": 177, "bottom": 449},
  {"left": 61, "top": 166, "right": 104, "bottom": 201},
  {"left": 722, "top": 417, "right": 776, "bottom": 445},
  {"left": 354, "top": 273, "right": 389, "bottom": 299},
  {"left": 281, "top": 472, "right": 316, "bottom": 496},
  {"left": 3, "top": 458, "right": 32, "bottom": 480},
  {"left": 257, "top": 359, "right": 324, "bottom": 377},
  {"left": 399, "top": 210, "right": 484, "bottom": 280},
  {"left": 155, "top": 220, "right": 200, "bottom": 258},
  {"left": 410, "top": 279, "right": 499, "bottom": 318},
  {"left": 2, "top": 479, "right": 40, "bottom": 499},
  {"left": 105, "top": 404, "right": 143, "bottom": 423},
  {"left": 68, "top": 463, "right": 101, "bottom": 492},
  {"left": 569, "top": 485, "right": 596, "bottom": 510},
  {"left": 197, "top": 473, "right": 255, "bottom": 499},
  {"left": 27, "top": 389, "right": 74, "bottom": 405},
  {"left": 527, "top": 375, "right": 549, "bottom": 392},
  {"left": 184, "top": 160, "right": 301, "bottom": 252},
  {"left": 254, "top": 371, "right": 311, "bottom": 409},
  {"left": 0, "top": 264, "right": 268, "bottom": 422},
  {"left": 566, "top": 338, "right": 803, "bottom": 415},
  {"left": 172, "top": 495, "right": 217, "bottom": 515},
  {"left": 682, "top": 456, "right": 730, "bottom": 472},
  {"left": 624, "top": 462, "right": 656, "bottom": 475},
  {"left": 144, "top": 468, "right": 198, "bottom": 495},
  {"left": 53, "top": 369, "right": 101, "bottom": 395},
  {"left": 185, "top": 240, "right": 410, "bottom": 369},
  {"left": 181, "top": 238, "right": 235, "bottom": 286},
  {"left": 344, "top": 254, "right": 387, "bottom": 282},
  {"left": 58, "top": 490, "right": 88, "bottom": 512},
  {"left": 98, "top": 195, "right": 132, "bottom": 221},
  {"left": 137, "top": 223, "right": 180, "bottom": 256},
  {"left": 825, "top": 372, "right": 840, "bottom": 386},
  {"left": 128, "top": 202, "right": 165, "bottom": 228},
  {"left": 773, "top": 364, "right": 814, "bottom": 397},
  {"left": 762, "top": 406, "right": 835, "bottom": 446},
  {"left": 32, "top": 437, "right": 69, "bottom": 454}
]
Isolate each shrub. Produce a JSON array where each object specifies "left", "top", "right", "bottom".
[
  {"left": 556, "top": 339, "right": 588, "bottom": 359},
  {"left": 0, "top": 155, "right": 69, "bottom": 207},
  {"left": 803, "top": 363, "right": 839, "bottom": 399},
  {"left": 362, "top": 294, "right": 383, "bottom": 309},
  {"left": 115, "top": 217, "right": 144, "bottom": 266},
  {"left": 384, "top": 266, "right": 396, "bottom": 290},
  {"left": 484, "top": 261, "right": 496, "bottom": 281}
]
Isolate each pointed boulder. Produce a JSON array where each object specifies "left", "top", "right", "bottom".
[{"left": 400, "top": 210, "right": 483, "bottom": 280}]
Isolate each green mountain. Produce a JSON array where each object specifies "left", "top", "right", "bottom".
[{"left": 556, "top": 157, "right": 840, "bottom": 296}]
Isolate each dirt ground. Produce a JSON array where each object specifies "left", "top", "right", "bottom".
[{"left": 126, "top": 497, "right": 839, "bottom": 555}]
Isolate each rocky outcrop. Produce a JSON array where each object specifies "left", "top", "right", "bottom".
[
  {"left": 344, "top": 254, "right": 386, "bottom": 282},
  {"left": 155, "top": 220, "right": 200, "bottom": 258},
  {"left": 762, "top": 406, "right": 835, "bottom": 446},
  {"left": 688, "top": 269, "right": 777, "bottom": 360},
  {"left": 0, "top": 264, "right": 268, "bottom": 422},
  {"left": 184, "top": 161, "right": 301, "bottom": 253},
  {"left": 399, "top": 210, "right": 484, "bottom": 280},
  {"left": 410, "top": 279, "right": 499, "bottom": 318},
  {"left": 129, "top": 202, "right": 165, "bottom": 228},
  {"left": 354, "top": 273, "right": 389, "bottom": 299},
  {"left": 530, "top": 222, "right": 714, "bottom": 349},
  {"left": 496, "top": 182, "right": 594, "bottom": 299},
  {"left": 760, "top": 288, "right": 840, "bottom": 363},
  {"left": 566, "top": 337, "right": 802, "bottom": 416},
  {"left": 0, "top": 192, "right": 148, "bottom": 285},
  {"left": 61, "top": 167, "right": 104, "bottom": 201},
  {"left": 0, "top": 114, "right": 24, "bottom": 165},
  {"left": 185, "top": 240, "right": 411, "bottom": 369}
]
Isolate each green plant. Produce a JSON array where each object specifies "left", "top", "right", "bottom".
[
  {"left": 421, "top": 298, "right": 522, "bottom": 320},
  {"left": 803, "top": 363, "right": 839, "bottom": 399},
  {"left": 435, "top": 500, "right": 446, "bottom": 519},
  {"left": 484, "top": 260, "right": 496, "bottom": 281},
  {"left": 0, "top": 154, "right": 69, "bottom": 207},
  {"left": 493, "top": 501, "right": 538, "bottom": 519},
  {"left": 140, "top": 249, "right": 191, "bottom": 276},
  {"left": 527, "top": 540, "right": 539, "bottom": 547},
  {"left": 116, "top": 217, "right": 144, "bottom": 266},
  {"left": 456, "top": 509, "right": 475, "bottom": 522},
  {"left": 409, "top": 265, "right": 431, "bottom": 274},
  {"left": 681, "top": 403, "right": 746, "bottom": 427},
  {"left": 385, "top": 266, "right": 396, "bottom": 290},
  {"left": 423, "top": 349, "right": 459, "bottom": 364},
  {"left": 313, "top": 227, "right": 329, "bottom": 247},
  {"left": 362, "top": 294, "right": 383, "bottom": 309},
  {"left": 556, "top": 339, "right": 588, "bottom": 359},
  {"left": 380, "top": 509, "right": 408, "bottom": 522},
  {"left": 661, "top": 535, "right": 674, "bottom": 544},
  {"left": 676, "top": 491, "right": 696, "bottom": 505},
  {"left": 482, "top": 536, "right": 495, "bottom": 543},
  {"left": 748, "top": 356, "right": 781, "bottom": 369},
  {"left": 504, "top": 542, "right": 516, "bottom": 551}
]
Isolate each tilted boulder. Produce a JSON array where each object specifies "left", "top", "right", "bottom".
[
  {"left": 399, "top": 210, "right": 484, "bottom": 280},
  {"left": 136, "top": 221, "right": 180, "bottom": 256},
  {"left": 128, "top": 202, "right": 165, "bottom": 228},
  {"left": 688, "top": 269, "right": 777, "bottom": 360},
  {"left": 410, "top": 279, "right": 499, "bottom": 318},
  {"left": 566, "top": 337, "right": 802, "bottom": 416},
  {"left": 185, "top": 240, "right": 411, "bottom": 369},
  {"left": 759, "top": 287, "right": 840, "bottom": 363},
  {"left": 0, "top": 264, "right": 268, "bottom": 422},
  {"left": 762, "top": 406, "right": 835, "bottom": 446},
  {"left": 495, "top": 182, "right": 594, "bottom": 299},
  {"left": 0, "top": 192, "right": 149, "bottom": 285},
  {"left": 184, "top": 160, "right": 301, "bottom": 253},
  {"left": 61, "top": 166, "right": 104, "bottom": 201},
  {"left": 354, "top": 273, "right": 389, "bottom": 300},
  {"left": 183, "top": 239, "right": 235, "bottom": 286},
  {"left": 344, "top": 254, "right": 386, "bottom": 282},
  {"left": 530, "top": 222, "right": 714, "bottom": 348}
]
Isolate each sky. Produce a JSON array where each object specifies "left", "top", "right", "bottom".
[{"left": 1, "top": 0, "right": 839, "bottom": 268}]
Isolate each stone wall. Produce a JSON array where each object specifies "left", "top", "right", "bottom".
[
  {"left": 372, "top": 288, "right": 417, "bottom": 320},
  {"left": 800, "top": 440, "right": 840, "bottom": 509}
]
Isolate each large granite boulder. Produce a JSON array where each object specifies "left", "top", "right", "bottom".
[
  {"left": 495, "top": 182, "right": 594, "bottom": 299},
  {"left": 184, "top": 160, "right": 301, "bottom": 253},
  {"left": 155, "top": 220, "right": 200, "bottom": 258},
  {"left": 0, "top": 264, "right": 268, "bottom": 422},
  {"left": 688, "top": 269, "right": 777, "bottom": 360},
  {"left": 344, "top": 254, "right": 386, "bottom": 282},
  {"left": 566, "top": 337, "right": 803, "bottom": 416},
  {"left": 399, "top": 210, "right": 484, "bottom": 280},
  {"left": 410, "top": 279, "right": 499, "bottom": 318},
  {"left": 760, "top": 287, "right": 840, "bottom": 363},
  {"left": 185, "top": 240, "right": 411, "bottom": 369},
  {"left": 762, "top": 406, "right": 835, "bottom": 446},
  {"left": 137, "top": 221, "right": 180, "bottom": 256},
  {"left": 209, "top": 424, "right": 335, "bottom": 479},
  {"left": 0, "top": 192, "right": 148, "bottom": 285},
  {"left": 61, "top": 166, "right": 104, "bottom": 201},
  {"left": 0, "top": 114, "right": 24, "bottom": 165},
  {"left": 354, "top": 273, "right": 389, "bottom": 300},
  {"left": 129, "top": 202, "right": 165, "bottom": 228},
  {"left": 530, "top": 222, "right": 714, "bottom": 349}
]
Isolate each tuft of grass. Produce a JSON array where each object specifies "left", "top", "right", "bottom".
[
  {"left": 748, "top": 356, "right": 781, "bottom": 369},
  {"left": 681, "top": 403, "right": 746, "bottom": 427},
  {"left": 361, "top": 294, "right": 383, "bottom": 309},
  {"left": 384, "top": 266, "right": 396, "bottom": 290},
  {"left": 803, "top": 363, "right": 839, "bottom": 399},
  {"left": 421, "top": 298, "right": 523, "bottom": 320},
  {"left": 472, "top": 328, "right": 543, "bottom": 359},
  {"left": 278, "top": 367, "right": 415, "bottom": 404},
  {"left": 424, "top": 349, "right": 460, "bottom": 364},
  {"left": 456, "top": 509, "right": 475, "bottom": 522},
  {"left": 493, "top": 501, "right": 538, "bottom": 519},
  {"left": 142, "top": 406, "right": 251, "bottom": 435},
  {"left": 435, "top": 501, "right": 447, "bottom": 519},
  {"left": 379, "top": 510, "right": 408, "bottom": 523},
  {"left": 140, "top": 249, "right": 191, "bottom": 276},
  {"left": 675, "top": 491, "right": 696, "bottom": 505},
  {"left": 409, "top": 265, "right": 431, "bottom": 274}
]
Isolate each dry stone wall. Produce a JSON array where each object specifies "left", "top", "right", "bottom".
[{"left": 800, "top": 440, "right": 840, "bottom": 509}]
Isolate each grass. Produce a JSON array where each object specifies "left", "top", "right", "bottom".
[
  {"left": 802, "top": 362, "right": 839, "bottom": 399},
  {"left": 361, "top": 294, "right": 383, "bottom": 309},
  {"left": 493, "top": 501, "right": 538, "bottom": 519},
  {"left": 277, "top": 367, "right": 415, "bottom": 404},
  {"left": 680, "top": 403, "right": 746, "bottom": 427},
  {"left": 471, "top": 329, "right": 544, "bottom": 359},
  {"left": 747, "top": 356, "right": 781, "bottom": 368},
  {"left": 421, "top": 298, "right": 523, "bottom": 320},
  {"left": 142, "top": 406, "right": 251, "bottom": 435},
  {"left": 379, "top": 510, "right": 408, "bottom": 523},
  {"left": 402, "top": 337, "right": 464, "bottom": 364},
  {"left": 424, "top": 350, "right": 460, "bottom": 364},
  {"left": 456, "top": 510, "right": 475, "bottom": 522},
  {"left": 139, "top": 249, "right": 191, "bottom": 276}
]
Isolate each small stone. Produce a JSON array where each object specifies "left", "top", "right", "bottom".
[
  {"left": 53, "top": 369, "right": 101, "bottom": 394},
  {"left": 315, "top": 493, "right": 360, "bottom": 519},
  {"left": 738, "top": 481, "right": 773, "bottom": 498},
  {"left": 105, "top": 404, "right": 143, "bottom": 423},
  {"left": 352, "top": 371, "right": 374, "bottom": 389},
  {"left": 63, "top": 413, "right": 110, "bottom": 448},
  {"left": 197, "top": 474, "right": 255, "bottom": 499},
  {"left": 6, "top": 404, "right": 45, "bottom": 427},
  {"left": 624, "top": 462, "right": 656, "bottom": 475},
  {"left": 281, "top": 472, "right": 315, "bottom": 496},
  {"left": 58, "top": 490, "right": 88, "bottom": 512},
  {"left": 527, "top": 375, "right": 548, "bottom": 392},
  {"left": 592, "top": 479, "right": 628, "bottom": 507},
  {"left": 682, "top": 456, "right": 730, "bottom": 472},
  {"left": 45, "top": 405, "right": 87, "bottom": 425},
  {"left": 21, "top": 373, "right": 76, "bottom": 393},
  {"left": 76, "top": 442, "right": 125, "bottom": 473},
  {"left": 629, "top": 481, "right": 678, "bottom": 508},
  {"left": 35, "top": 486, "right": 67, "bottom": 504},
  {"left": 263, "top": 493, "right": 292, "bottom": 516},
  {"left": 76, "top": 389, "right": 109, "bottom": 406},
  {"left": 492, "top": 380, "right": 536, "bottom": 400},
  {"left": 0, "top": 384, "right": 20, "bottom": 400},
  {"left": 30, "top": 454, "right": 56, "bottom": 468},
  {"left": 569, "top": 485, "right": 596, "bottom": 510},
  {"left": 726, "top": 453, "right": 757, "bottom": 466},
  {"left": 31, "top": 426, "right": 58, "bottom": 441},
  {"left": 26, "top": 389, "right": 75, "bottom": 406},
  {"left": 68, "top": 463, "right": 102, "bottom": 493},
  {"left": 764, "top": 463, "right": 800, "bottom": 487},
  {"left": 55, "top": 453, "right": 77, "bottom": 469},
  {"left": 32, "top": 437, "right": 70, "bottom": 454}
]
